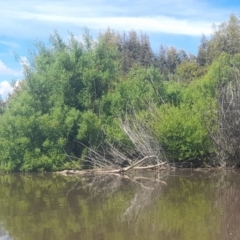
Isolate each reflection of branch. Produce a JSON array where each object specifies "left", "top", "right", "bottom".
[
  {"left": 79, "top": 173, "right": 168, "bottom": 223},
  {"left": 87, "top": 174, "right": 122, "bottom": 199},
  {"left": 133, "top": 176, "right": 167, "bottom": 186},
  {"left": 66, "top": 181, "right": 81, "bottom": 197},
  {"left": 57, "top": 170, "right": 93, "bottom": 175},
  {"left": 213, "top": 172, "right": 240, "bottom": 239},
  {"left": 62, "top": 172, "right": 168, "bottom": 222},
  {"left": 121, "top": 174, "right": 165, "bottom": 223}
]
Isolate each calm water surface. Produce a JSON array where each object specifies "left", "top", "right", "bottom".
[{"left": 0, "top": 170, "right": 239, "bottom": 240}]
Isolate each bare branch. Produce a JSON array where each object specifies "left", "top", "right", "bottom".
[{"left": 209, "top": 65, "right": 240, "bottom": 166}]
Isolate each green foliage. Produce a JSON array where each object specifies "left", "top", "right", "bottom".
[
  {"left": 2, "top": 15, "right": 240, "bottom": 171},
  {"left": 153, "top": 103, "right": 212, "bottom": 160},
  {"left": 197, "top": 14, "right": 240, "bottom": 65},
  {"left": 151, "top": 55, "right": 237, "bottom": 161},
  {"left": 77, "top": 110, "right": 103, "bottom": 147},
  {"left": 0, "top": 31, "right": 119, "bottom": 171},
  {"left": 154, "top": 45, "right": 189, "bottom": 81},
  {"left": 152, "top": 52, "right": 240, "bottom": 161},
  {"left": 102, "top": 66, "right": 165, "bottom": 117},
  {"left": 176, "top": 60, "right": 207, "bottom": 84},
  {"left": 162, "top": 81, "right": 185, "bottom": 105}
]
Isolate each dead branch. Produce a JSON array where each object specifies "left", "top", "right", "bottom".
[
  {"left": 123, "top": 155, "right": 155, "bottom": 171},
  {"left": 208, "top": 65, "right": 240, "bottom": 166},
  {"left": 77, "top": 108, "right": 168, "bottom": 172},
  {"left": 57, "top": 160, "right": 168, "bottom": 175},
  {"left": 95, "top": 158, "right": 167, "bottom": 174},
  {"left": 119, "top": 113, "right": 167, "bottom": 165}
]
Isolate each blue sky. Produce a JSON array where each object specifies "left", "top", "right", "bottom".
[{"left": 0, "top": 0, "right": 240, "bottom": 97}]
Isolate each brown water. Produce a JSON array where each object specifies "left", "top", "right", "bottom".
[{"left": 0, "top": 170, "right": 239, "bottom": 240}]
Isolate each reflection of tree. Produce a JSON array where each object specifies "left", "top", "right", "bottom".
[
  {"left": 86, "top": 174, "right": 124, "bottom": 199},
  {"left": 121, "top": 174, "right": 167, "bottom": 223},
  {"left": 0, "top": 171, "right": 240, "bottom": 240},
  {"left": 0, "top": 224, "right": 12, "bottom": 240},
  {"left": 213, "top": 171, "right": 240, "bottom": 239},
  {"left": 66, "top": 172, "right": 168, "bottom": 224},
  {"left": 0, "top": 174, "right": 86, "bottom": 240}
]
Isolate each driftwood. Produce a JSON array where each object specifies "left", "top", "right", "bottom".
[
  {"left": 96, "top": 158, "right": 167, "bottom": 173},
  {"left": 58, "top": 157, "right": 167, "bottom": 175}
]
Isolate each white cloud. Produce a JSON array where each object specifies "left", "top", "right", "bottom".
[
  {"left": 78, "top": 17, "right": 213, "bottom": 36},
  {"left": 0, "top": 60, "right": 22, "bottom": 76},
  {"left": 0, "top": 81, "right": 13, "bottom": 98},
  {"left": 0, "top": 0, "right": 236, "bottom": 38},
  {"left": 0, "top": 40, "right": 19, "bottom": 48},
  {"left": 20, "top": 56, "right": 29, "bottom": 68},
  {"left": 14, "top": 80, "right": 21, "bottom": 88},
  {"left": 5, "top": 14, "right": 211, "bottom": 36}
]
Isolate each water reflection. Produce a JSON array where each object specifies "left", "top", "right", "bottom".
[
  {"left": 0, "top": 170, "right": 239, "bottom": 239},
  {"left": 0, "top": 226, "right": 12, "bottom": 240}
]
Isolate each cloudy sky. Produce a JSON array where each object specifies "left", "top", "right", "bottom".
[{"left": 0, "top": 0, "right": 240, "bottom": 97}]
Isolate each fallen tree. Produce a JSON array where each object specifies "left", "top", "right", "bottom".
[
  {"left": 59, "top": 159, "right": 167, "bottom": 175},
  {"left": 61, "top": 110, "right": 169, "bottom": 175},
  {"left": 87, "top": 114, "right": 168, "bottom": 173}
]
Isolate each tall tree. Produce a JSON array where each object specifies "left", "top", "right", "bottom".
[
  {"left": 199, "top": 14, "right": 240, "bottom": 64},
  {"left": 154, "top": 45, "right": 189, "bottom": 80}
]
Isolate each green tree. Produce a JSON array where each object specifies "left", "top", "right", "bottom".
[
  {"left": 198, "top": 14, "right": 240, "bottom": 65},
  {"left": 0, "top": 31, "right": 119, "bottom": 171}
]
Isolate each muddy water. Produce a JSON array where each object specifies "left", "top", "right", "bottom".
[{"left": 0, "top": 170, "right": 239, "bottom": 240}]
